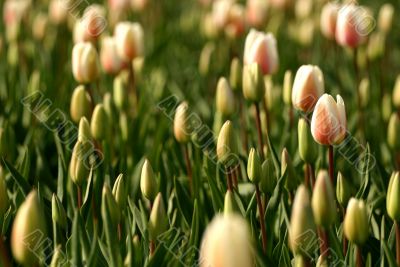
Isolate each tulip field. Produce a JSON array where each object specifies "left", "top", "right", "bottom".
[{"left": 1, "top": 0, "right": 400, "bottom": 266}]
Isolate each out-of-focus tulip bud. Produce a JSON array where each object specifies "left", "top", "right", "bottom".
[
  {"left": 70, "top": 85, "right": 92, "bottom": 123},
  {"left": 281, "top": 148, "right": 297, "bottom": 191},
  {"left": 102, "top": 184, "right": 121, "bottom": 225},
  {"left": 366, "top": 32, "right": 385, "bottom": 61},
  {"left": 247, "top": 148, "right": 262, "bottom": 184},
  {"left": 113, "top": 72, "right": 129, "bottom": 111},
  {"left": 49, "top": 0, "right": 68, "bottom": 24},
  {"left": 311, "top": 94, "right": 347, "bottom": 145},
  {"left": 320, "top": 3, "right": 339, "bottom": 40},
  {"left": 242, "top": 63, "right": 265, "bottom": 102},
  {"left": 230, "top": 57, "right": 242, "bottom": 91},
  {"left": 119, "top": 112, "right": 129, "bottom": 141},
  {"left": 52, "top": 194, "right": 67, "bottom": 229},
  {"left": 217, "top": 120, "right": 238, "bottom": 167},
  {"left": 312, "top": 170, "right": 336, "bottom": 228},
  {"left": 335, "top": 4, "right": 371, "bottom": 48},
  {"left": 11, "top": 190, "right": 47, "bottom": 266},
  {"left": 298, "top": 118, "right": 317, "bottom": 163},
  {"left": 336, "top": 172, "right": 351, "bottom": 207},
  {"left": 244, "top": 29, "right": 279, "bottom": 75},
  {"left": 108, "top": 0, "right": 131, "bottom": 12},
  {"left": 344, "top": 198, "right": 369, "bottom": 245},
  {"left": 202, "top": 13, "right": 218, "bottom": 39},
  {"left": 131, "top": 0, "right": 148, "bottom": 11},
  {"left": 294, "top": 0, "right": 312, "bottom": 19},
  {"left": 260, "top": 157, "right": 276, "bottom": 194},
  {"left": 32, "top": 13, "right": 48, "bottom": 41},
  {"left": 289, "top": 185, "right": 317, "bottom": 256},
  {"left": 316, "top": 255, "right": 328, "bottom": 267},
  {"left": 292, "top": 65, "right": 324, "bottom": 113},
  {"left": 211, "top": 0, "right": 231, "bottom": 32},
  {"left": 174, "top": 102, "right": 191, "bottom": 143},
  {"left": 69, "top": 140, "right": 92, "bottom": 185},
  {"left": 140, "top": 159, "right": 158, "bottom": 201},
  {"left": 72, "top": 42, "right": 100, "bottom": 84},
  {"left": 112, "top": 174, "right": 127, "bottom": 210},
  {"left": 387, "top": 113, "right": 400, "bottom": 150},
  {"left": 283, "top": 70, "right": 292, "bottom": 106},
  {"left": 199, "top": 43, "right": 215, "bottom": 76},
  {"left": 3, "top": 0, "right": 31, "bottom": 42},
  {"left": 382, "top": 93, "right": 392, "bottom": 122},
  {"left": 114, "top": 22, "right": 144, "bottom": 61},
  {"left": 225, "top": 4, "right": 246, "bottom": 39},
  {"left": 148, "top": 193, "right": 168, "bottom": 240},
  {"left": 378, "top": 4, "right": 394, "bottom": 34},
  {"left": 199, "top": 214, "right": 254, "bottom": 267},
  {"left": 78, "top": 117, "right": 92, "bottom": 143},
  {"left": 91, "top": 104, "right": 108, "bottom": 141},
  {"left": 0, "top": 171, "right": 9, "bottom": 219},
  {"left": 392, "top": 76, "right": 400, "bottom": 109},
  {"left": 359, "top": 77, "right": 370, "bottom": 108},
  {"left": 294, "top": 255, "right": 309, "bottom": 267},
  {"left": 387, "top": 172, "right": 400, "bottom": 221},
  {"left": 73, "top": 5, "right": 106, "bottom": 43},
  {"left": 50, "top": 245, "right": 67, "bottom": 267},
  {"left": 100, "top": 36, "right": 127, "bottom": 75},
  {"left": 246, "top": 0, "right": 268, "bottom": 28},
  {"left": 216, "top": 77, "right": 235, "bottom": 116},
  {"left": 224, "top": 190, "right": 238, "bottom": 214}
]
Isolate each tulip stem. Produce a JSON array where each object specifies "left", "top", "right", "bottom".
[
  {"left": 356, "top": 245, "right": 363, "bottom": 267},
  {"left": 255, "top": 184, "right": 267, "bottom": 253},
  {"left": 308, "top": 163, "right": 315, "bottom": 189},
  {"left": 318, "top": 228, "right": 330, "bottom": 262},
  {"left": 0, "top": 235, "right": 10, "bottom": 267},
  {"left": 238, "top": 96, "right": 248, "bottom": 153},
  {"left": 304, "top": 163, "right": 309, "bottom": 187},
  {"left": 183, "top": 145, "right": 193, "bottom": 195},
  {"left": 77, "top": 185, "right": 82, "bottom": 209},
  {"left": 396, "top": 221, "right": 400, "bottom": 266},
  {"left": 225, "top": 167, "right": 233, "bottom": 192},
  {"left": 254, "top": 102, "right": 264, "bottom": 159},
  {"left": 342, "top": 208, "right": 348, "bottom": 257},
  {"left": 118, "top": 223, "right": 122, "bottom": 241},
  {"left": 149, "top": 240, "right": 155, "bottom": 256},
  {"left": 328, "top": 145, "right": 334, "bottom": 185}
]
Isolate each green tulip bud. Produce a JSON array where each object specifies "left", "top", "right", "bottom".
[
  {"left": 216, "top": 120, "right": 238, "bottom": 167},
  {"left": 112, "top": 174, "right": 127, "bottom": 210},
  {"left": 224, "top": 190, "right": 239, "bottom": 214},
  {"left": 0, "top": 170, "right": 9, "bottom": 219},
  {"left": 78, "top": 117, "right": 92, "bottom": 142},
  {"left": 387, "top": 172, "right": 400, "bottom": 221},
  {"left": 312, "top": 170, "right": 336, "bottom": 228},
  {"left": 52, "top": 194, "right": 67, "bottom": 229},
  {"left": 70, "top": 85, "right": 92, "bottom": 123},
  {"left": 148, "top": 193, "right": 168, "bottom": 240},
  {"left": 359, "top": 78, "right": 370, "bottom": 108},
  {"left": 113, "top": 72, "right": 129, "bottom": 111},
  {"left": 11, "top": 190, "right": 47, "bottom": 267},
  {"left": 393, "top": 75, "right": 400, "bottom": 109},
  {"left": 336, "top": 172, "right": 352, "bottom": 207},
  {"left": 242, "top": 63, "right": 265, "bottom": 103},
  {"left": 140, "top": 159, "right": 158, "bottom": 201},
  {"left": 294, "top": 255, "right": 307, "bottom": 267},
  {"left": 382, "top": 93, "right": 392, "bottom": 122},
  {"left": 344, "top": 198, "right": 369, "bottom": 245},
  {"left": 173, "top": 101, "right": 191, "bottom": 144},
  {"left": 247, "top": 148, "right": 262, "bottom": 184},
  {"left": 283, "top": 70, "right": 293, "bottom": 106},
  {"left": 216, "top": 77, "right": 235, "bottom": 116},
  {"left": 387, "top": 113, "right": 400, "bottom": 150},
  {"left": 230, "top": 57, "right": 242, "bottom": 91},
  {"left": 260, "top": 158, "right": 276, "bottom": 194},
  {"left": 69, "top": 140, "right": 92, "bottom": 186},
  {"left": 289, "top": 185, "right": 317, "bottom": 256},
  {"left": 91, "top": 104, "right": 108, "bottom": 141},
  {"left": 102, "top": 184, "right": 121, "bottom": 226},
  {"left": 281, "top": 148, "right": 297, "bottom": 191},
  {"left": 316, "top": 255, "right": 328, "bottom": 267},
  {"left": 298, "top": 118, "right": 317, "bottom": 163},
  {"left": 199, "top": 43, "right": 215, "bottom": 76}
]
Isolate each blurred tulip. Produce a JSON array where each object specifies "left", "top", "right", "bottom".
[
  {"left": 114, "top": 21, "right": 144, "bottom": 61},
  {"left": 217, "top": 120, "right": 238, "bottom": 167},
  {"left": 140, "top": 159, "right": 158, "bottom": 201},
  {"left": 269, "top": 0, "right": 291, "bottom": 9},
  {"left": 320, "top": 3, "right": 339, "bottom": 40},
  {"left": 212, "top": 0, "right": 231, "bottom": 32},
  {"left": 72, "top": 42, "right": 100, "bottom": 83},
  {"left": 246, "top": 0, "right": 268, "bottom": 28},
  {"left": 344, "top": 198, "right": 369, "bottom": 245},
  {"left": 242, "top": 63, "right": 265, "bottom": 102},
  {"left": 393, "top": 76, "right": 400, "bottom": 109},
  {"left": 225, "top": 4, "right": 246, "bottom": 39},
  {"left": 224, "top": 190, "right": 238, "bottom": 214},
  {"left": 100, "top": 36, "right": 127, "bottom": 74},
  {"left": 230, "top": 57, "right": 242, "bottom": 91},
  {"left": 3, "top": 0, "right": 31, "bottom": 41},
  {"left": 174, "top": 102, "right": 191, "bottom": 143},
  {"left": 387, "top": 113, "right": 400, "bottom": 150},
  {"left": 387, "top": 172, "right": 400, "bottom": 221},
  {"left": 311, "top": 94, "right": 347, "bottom": 145},
  {"left": 148, "top": 193, "right": 168, "bottom": 240},
  {"left": 244, "top": 29, "right": 279, "bottom": 75},
  {"left": 378, "top": 3, "right": 394, "bottom": 34},
  {"left": 292, "top": 65, "right": 324, "bottom": 112},
  {"left": 70, "top": 85, "right": 92, "bottom": 123},
  {"left": 131, "top": 0, "right": 148, "bottom": 11},
  {"left": 49, "top": 0, "right": 68, "bottom": 24},
  {"left": 73, "top": 5, "right": 106, "bottom": 43},
  {"left": 78, "top": 117, "right": 92, "bottom": 143},
  {"left": 282, "top": 70, "right": 292, "bottom": 106},
  {"left": 312, "top": 170, "right": 336, "bottom": 228},
  {"left": 108, "top": 0, "right": 131, "bottom": 12},
  {"left": 216, "top": 77, "right": 235, "bottom": 116},
  {"left": 294, "top": 0, "right": 312, "bottom": 19},
  {"left": 91, "top": 104, "right": 109, "bottom": 141}
]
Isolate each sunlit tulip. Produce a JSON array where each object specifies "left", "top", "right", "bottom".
[
  {"left": 49, "top": 0, "right": 68, "bottom": 24},
  {"left": 311, "top": 94, "right": 347, "bottom": 145},
  {"left": 292, "top": 65, "right": 324, "bottom": 112},
  {"left": 246, "top": 0, "right": 268, "bottom": 28},
  {"left": 114, "top": 22, "right": 144, "bottom": 61},
  {"left": 378, "top": 3, "right": 394, "bottom": 34},
  {"left": 244, "top": 29, "right": 279, "bottom": 75},
  {"left": 72, "top": 42, "right": 100, "bottom": 83},
  {"left": 100, "top": 36, "right": 127, "bottom": 74},
  {"left": 320, "top": 3, "right": 339, "bottom": 40},
  {"left": 174, "top": 102, "right": 191, "bottom": 143},
  {"left": 73, "top": 5, "right": 106, "bottom": 43}
]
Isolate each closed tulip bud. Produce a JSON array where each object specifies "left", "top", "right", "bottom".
[
  {"left": 392, "top": 76, "right": 400, "bottom": 109},
  {"left": 78, "top": 117, "right": 92, "bottom": 142},
  {"left": 50, "top": 246, "right": 67, "bottom": 267},
  {"left": 312, "top": 170, "right": 336, "bottom": 228},
  {"left": 316, "top": 255, "right": 328, "bottom": 267},
  {"left": 217, "top": 120, "right": 238, "bottom": 167},
  {"left": 102, "top": 184, "right": 121, "bottom": 225},
  {"left": 112, "top": 174, "right": 127, "bottom": 210},
  {"left": 108, "top": 0, "right": 131, "bottom": 11},
  {"left": 260, "top": 158, "right": 276, "bottom": 194},
  {"left": 52, "top": 194, "right": 67, "bottom": 229},
  {"left": 311, "top": 94, "right": 347, "bottom": 145},
  {"left": 294, "top": 255, "right": 308, "bottom": 267},
  {"left": 11, "top": 190, "right": 47, "bottom": 266},
  {"left": 282, "top": 70, "right": 292, "bottom": 106},
  {"left": 242, "top": 63, "right": 265, "bottom": 102},
  {"left": 0, "top": 172, "right": 9, "bottom": 219},
  {"left": 73, "top": 5, "right": 106, "bottom": 43},
  {"left": 246, "top": 0, "right": 268, "bottom": 28},
  {"left": 382, "top": 93, "right": 392, "bottom": 122},
  {"left": 70, "top": 85, "right": 92, "bottom": 123},
  {"left": 289, "top": 185, "right": 317, "bottom": 256},
  {"left": 103, "top": 93, "right": 113, "bottom": 119},
  {"left": 199, "top": 214, "right": 254, "bottom": 267},
  {"left": 230, "top": 57, "right": 242, "bottom": 91},
  {"left": 224, "top": 190, "right": 238, "bottom": 214},
  {"left": 49, "top": 0, "right": 68, "bottom": 24},
  {"left": 69, "top": 140, "right": 92, "bottom": 185},
  {"left": 140, "top": 159, "right": 158, "bottom": 201},
  {"left": 244, "top": 29, "right": 279, "bottom": 75},
  {"left": 359, "top": 77, "right": 370, "bottom": 108},
  {"left": 113, "top": 72, "right": 129, "bottom": 111},
  {"left": 292, "top": 65, "right": 324, "bottom": 113},
  {"left": 320, "top": 3, "right": 339, "bottom": 40},
  {"left": 387, "top": 113, "right": 400, "bottom": 150},
  {"left": 247, "top": 148, "right": 262, "bottom": 184},
  {"left": 72, "top": 42, "right": 100, "bottom": 84},
  {"left": 100, "top": 36, "right": 127, "bottom": 75},
  {"left": 281, "top": 148, "right": 297, "bottom": 191},
  {"left": 199, "top": 43, "right": 215, "bottom": 76},
  {"left": 298, "top": 118, "right": 317, "bottom": 163},
  {"left": 344, "top": 198, "right": 369, "bottom": 245},
  {"left": 32, "top": 13, "right": 48, "bottom": 41},
  {"left": 148, "top": 193, "right": 168, "bottom": 240},
  {"left": 114, "top": 22, "right": 144, "bottom": 61},
  {"left": 387, "top": 172, "right": 400, "bottom": 221},
  {"left": 174, "top": 102, "right": 192, "bottom": 143},
  {"left": 367, "top": 32, "right": 385, "bottom": 61},
  {"left": 335, "top": 4, "right": 370, "bottom": 48},
  {"left": 91, "top": 104, "right": 108, "bottom": 141},
  {"left": 336, "top": 172, "right": 351, "bottom": 207},
  {"left": 120, "top": 112, "right": 129, "bottom": 141},
  {"left": 378, "top": 4, "right": 394, "bottom": 34},
  {"left": 224, "top": 4, "right": 245, "bottom": 39},
  {"left": 294, "top": 0, "right": 312, "bottom": 19},
  {"left": 216, "top": 77, "right": 235, "bottom": 116}
]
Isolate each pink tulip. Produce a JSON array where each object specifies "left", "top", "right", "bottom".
[
  {"left": 108, "top": 0, "right": 131, "bottom": 12},
  {"left": 292, "top": 65, "right": 324, "bottom": 112},
  {"left": 100, "top": 37, "right": 128, "bottom": 75},
  {"left": 72, "top": 42, "right": 100, "bottom": 83},
  {"left": 49, "top": 0, "right": 68, "bottom": 24},
  {"left": 244, "top": 29, "right": 279, "bottom": 75},
  {"left": 212, "top": 0, "right": 231, "bottom": 31},
  {"left": 73, "top": 5, "right": 106, "bottom": 43},
  {"left": 246, "top": 0, "right": 268, "bottom": 28},
  {"left": 225, "top": 4, "right": 246, "bottom": 38},
  {"left": 320, "top": 3, "right": 339, "bottom": 40},
  {"left": 114, "top": 22, "right": 144, "bottom": 61},
  {"left": 311, "top": 94, "right": 347, "bottom": 145}
]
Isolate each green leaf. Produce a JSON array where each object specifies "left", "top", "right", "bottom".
[{"left": 2, "top": 158, "right": 30, "bottom": 196}]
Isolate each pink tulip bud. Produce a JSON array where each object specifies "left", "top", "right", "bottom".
[
  {"left": 292, "top": 65, "right": 324, "bottom": 112},
  {"left": 114, "top": 21, "right": 144, "bottom": 61},
  {"left": 246, "top": 0, "right": 268, "bottom": 28},
  {"left": 73, "top": 5, "right": 106, "bottom": 43},
  {"left": 320, "top": 3, "right": 339, "bottom": 40},
  {"left": 72, "top": 42, "right": 100, "bottom": 84},
  {"left": 311, "top": 94, "right": 347, "bottom": 145},
  {"left": 49, "top": 0, "right": 68, "bottom": 24},
  {"left": 100, "top": 36, "right": 127, "bottom": 75},
  {"left": 335, "top": 4, "right": 371, "bottom": 48},
  {"left": 212, "top": 0, "right": 231, "bottom": 31},
  {"left": 225, "top": 4, "right": 245, "bottom": 39},
  {"left": 244, "top": 29, "right": 279, "bottom": 75},
  {"left": 108, "top": 0, "right": 131, "bottom": 12}
]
